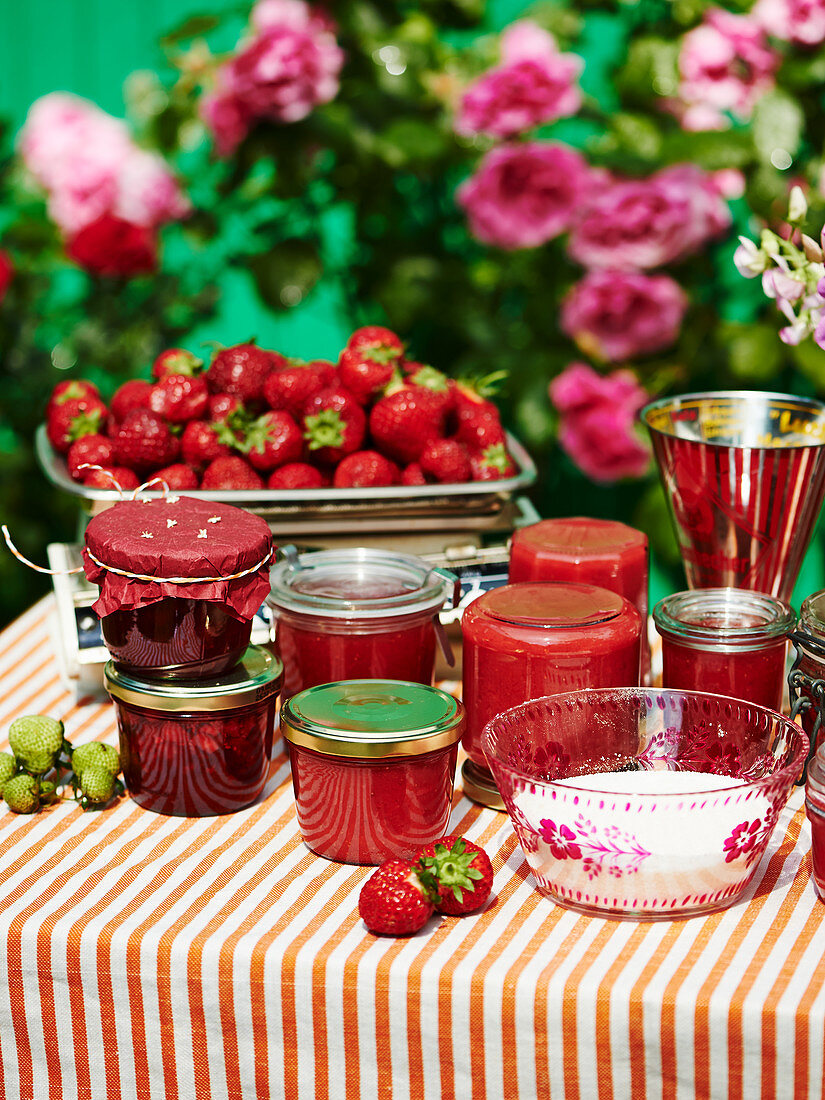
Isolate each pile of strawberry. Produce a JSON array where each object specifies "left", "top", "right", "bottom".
[
  {"left": 45, "top": 328, "right": 517, "bottom": 492},
  {"left": 358, "top": 834, "right": 494, "bottom": 936}
]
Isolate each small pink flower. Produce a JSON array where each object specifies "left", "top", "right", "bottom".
[
  {"left": 567, "top": 164, "right": 731, "bottom": 271},
  {"left": 676, "top": 8, "right": 779, "bottom": 130},
  {"left": 538, "top": 819, "right": 582, "bottom": 860},
  {"left": 549, "top": 362, "right": 652, "bottom": 483},
  {"left": 753, "top": 0, "right": 825, "bottom": 46},
  {"left": 456, "top": 141, "right": 595, "bottom": 249},
  {"left": 723, "top": 819, "right": 761, "bottom": 862},
  {"left": 560, "top": 269, "right": 688, "bottom": 362},
  {"left": 201, "top": 93, "right": 253, "bottom": 158},
  {"left": 455, "top": 19, "right": 583, "bottom": 139}
]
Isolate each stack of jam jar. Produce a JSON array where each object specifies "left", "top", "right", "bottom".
[{"left": 86, "top": 494, "right": 282, "bottom": 816}]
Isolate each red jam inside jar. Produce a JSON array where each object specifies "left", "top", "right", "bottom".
[
  {"left": 653, "top": 588, "right": 795, "bottom": 712},
  {"left": 83, "top": 495, "right": 273, "bottom": 681},
  {"left": 268, "top": 548, "right": 458, "bottom": 699},
  {"left": 805, "top": 743, "right": 825, "bottom": 902},
  {"left": 461, "top": 582, "right": 642, "bottom": 806},
  {"left": 281, "top": 679, "right": 464, "bottom": 864},
  {"left": 790, "top": 590, "right": 825, "bottom": 750},
  {"left": 104, "top": 646, "right": 282, "bottom": 816}
]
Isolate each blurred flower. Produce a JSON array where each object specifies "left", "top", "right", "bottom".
[
  {"left": 549, "top": 362, "right": 651, "bottom": 483},
  {"left": 457, "top": 142, "right": 595, "bottom": 249},
  {"left": 0, "top": 251, "right": 13, "bottom": 300},
  {"left": 65, "top": 215, "right": 157, "bottom": 277},
  {"left": 753, "top": 0, "right": 825, "bottom": 46},
  {"left": 567, "top": 164, "right": 731, "bottom": 271},
  {"left": 455, "top": 20, "right": 583, "bottom": 139},
  {"left": 18, "top": 93, "right": 189, "bottom": 237},
  {"left": 202, "top": 0, "right": 344, "bottom": 156},
  {"left": 733, "top": 236, "right": 770, "bottom": 277},
  {"left": 561, "top": 269, "right": 688, "bottom": 362},
  {"left": 675, "top": 9, "right": 779, "bottom": 131}
]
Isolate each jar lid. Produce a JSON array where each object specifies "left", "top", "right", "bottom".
[
  {"left": 84, "top": 496, "right": 273, "bottom": 619},
  {"left": 801, "top": 591, "right": 825, "bottom": 640},
  {"left": 268, "top": 547, "right": 458, "bottom": 620},
  {"left": 477, "top": 582, "right": 626, "bottom": 628},
  {"left": 280, "top": 679, "right": 464, "bottom": 758},
  {"left": 653, "top": 588, "right": 796, "bottom": 651},
  {"left": 104, "top": 645, "right": 282, "bottom": 713},
  {"left": 514, "top": 517, "right": 646, "bottom": 556}
]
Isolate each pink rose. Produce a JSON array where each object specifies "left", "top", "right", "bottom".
[
  {"left": 66, "top": 215, "right": 157, "bottom": 278},
  {"left": 114, "top": 149, "right": 191, "bottom": 228},
  {"left": 676, "top": 9, "right": 779, "bottom": 130},
  {"left": 549, "top": 362, "right": 651, "bottom": 483},
  {"left": 753, "top": 0, "right": 825, "bottom": 46},
  {"left": 455, "top": 20, "right": 583, "bottom": 138},
  {"left": 567, "top": 164, "right": 731, "bottom": 271},
  {"left": 456, "top": 142, "right": 595, "bottom": 249},
  {"left": 203, "top": 1, "right": 343, "bottom": 155},
  {"left": 560, "top": 269, "right": 688, "bottom": 362}
]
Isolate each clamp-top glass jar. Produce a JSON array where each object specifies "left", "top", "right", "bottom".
[
  {"left": 789, "top": 590, "right": 825, "bottom": 753},
  {"left": 805, "top": 741, "right": 825, "bottom": 902},
  {"left": 268, "top": 547, "right": 458, "bottom": 699}
]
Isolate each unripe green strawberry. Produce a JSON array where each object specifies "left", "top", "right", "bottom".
[
  {"left": 9, "top": 715, "right": 64, "bottom": 774},
  {"left": 79, "top": 765, "right": 116, "bottom": 804},
  {"left": 0, "top": 752, "right": 17, "bottom": 789},
  {"left": 71, "top": 742, "right": 120, "bottom": 777},
  {"left": 39, "top": 780, "right": 60, "bottom": 805},
  {"left": 3, "top": 774, "right": 40, "bottom": 814}
]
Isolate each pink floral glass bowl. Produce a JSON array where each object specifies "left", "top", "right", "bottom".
[{"left": 483, "top": 688, "right": 807, "bottom": 921}]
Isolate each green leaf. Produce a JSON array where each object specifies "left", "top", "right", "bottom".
[
  {"left": 615, "top": 37, "right": 679, "bottom": 101},
  {"left": 608, "top": 112, "right": 663, "bottom": 162},
  {"left": 751, "top": 89, "right": 804, "bottom": 163},
  {"left": 790, "top": 338, "right": 825, "bottom": 390},
  {"left": 376, "top": 118, "right": 448, "bottom": 168},
  {"left": 660, "top": 128, "right": 754, "bottom": 169},
  {"left": 247, "top": 239, "right": 323, "bottom": 312},
  {"left": 160, "top": 15, "right": 221, "bottom": 46},
  {"left": 718, "top": 321, "right": 782, "bottom": 383}
]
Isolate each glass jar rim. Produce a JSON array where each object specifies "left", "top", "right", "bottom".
[
  {"left": 653, "top": 588, "right": 796, "bottom": 651},
  {"left": 801, "top": 590, "right": 825, "bottom": 639},
  {"left": 267, "top": 546, "right": 457, "bottom": 620}
]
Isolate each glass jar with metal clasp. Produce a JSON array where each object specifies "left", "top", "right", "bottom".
[{"left": 788, "top": 590, "right": 825, "bottom": 778}]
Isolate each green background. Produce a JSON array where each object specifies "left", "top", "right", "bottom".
[{"left": 0, "top": 0, "right": 822, "bottom": 620}]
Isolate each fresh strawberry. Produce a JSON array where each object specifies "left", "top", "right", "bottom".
[
  {"left": 452, "top": 375, "right": 506, "bottom": 424},
  {"left": 46, "top": 379, "right": 101, "bottom": 416},
  {"left": 338, "top": 346, "right": 401, "bottom": 406},
  {"left": 208, "top": 393, "right": 244, "bottom": 422},
  {"left": 113, "top": 408, "right": 180, "bottom": 471},
  {"left": 368, "top": 384, "right": 445, "bottom": 465},
  {"left": 416, "top": 834, "right": 494, "bottom": 915},
  {"left": 201, "top": 455, "right": 264, "bottom": 490},
  {"left": 180, "top": 420, "right": 232, "bottom": 468},
  {"left": 418, "top": 438, "right": 471, "bottom": 484},
  {"left": 109, "top": 379, "right": 153, "bottom": 424},
  {"left": 266, "top": 462, "right": 328, "bottom": 489},
  {"left": 347, "top": 325, "right": 404, "bottom": 358},
  {"left": 67, "top": 434, "right": 114, "bottom": 480},
  {"left": 400, "top": 462, "right": 427, "bottom": 485},
  {"left": 148, "top": 374, "right": 209, "bottom": 423},
  {"left": 47, "top": 395, "right": 108, "bottom": 453},
  {"left": 243, "top": 410, "right": 304, "bottom": 471},
  {"left": 456, "top": 410, "right": 505, "bottom": 451},
  {"left": 406, "top": 364, "right": 454, "bottom": 417},
  {"left": 82, "top": 465, "right": 141, "bottom": 491},
  {"left": 263, "top": 360, "right": 327, "bottom": 419},
  {"left": 302, "top": 387, "right": 366, "bottom": 464},
  {"left": 333, "top": 450, "right": 400, "bottom": 488},
  {"left": 469, "top": 443, "right": 517, "bottom": 481},
  {"left": 149, "top": 463, "right": 200, "bottom": 491},
  {"left": 306, "top": 359, "right": 338, "bottom": 386},
  {"left": 151, "top": 347, "right": 203, "bottom": 381},
  {"left": 205, "top": 343, "right": 280, "bottom": 402},
  {"left": 358, "top": 859, "right": 436, "bottom": 936}
]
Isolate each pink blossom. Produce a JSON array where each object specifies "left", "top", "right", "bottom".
[
  {"left": 456, "top": 142, "right": 595, "bottom": 249},
  {"left": 549, "top": 362, "right": 652, "bottom": 483},
  {"left": 567, "top": 164, "right": 731, "bottom": 271},
  {"left": 455, "top": 20, "right": 583, "bottom": 139},
  {"left": 676, "top": 9, "right": 779, "bottom": 130},
  {"left": 18, "top": 93, "right": 188, "bottom": 235},
  {"left": 560, "top": 269, "right": 688, "bottom": 362},
  {"left": 203, "top": 1, "right": 343, "bottom": 155},
  {"left": 753, "top": 0, "right": 825, "bottom": 46}
]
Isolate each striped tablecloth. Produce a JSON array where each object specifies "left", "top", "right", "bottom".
[{"left": 1, "top": 598, "right": 824, "bottom": 1100}]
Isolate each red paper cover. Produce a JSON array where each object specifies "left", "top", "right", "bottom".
[{"left": 83, "top": 496, "right": 273, "bottom": 620}]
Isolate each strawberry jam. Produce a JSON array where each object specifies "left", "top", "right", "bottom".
[
  {"left": 805, "top": 743, "right": 825, "bottom": 902},
  {"left": 281, "top": 680, "right": 464, "bottom": 864},
  {"left": 268, "top": 548, "right": 457, "bottom": 699},
  {"left": 461, "top": 583, "right": 642, "bottom": 807},
  {"left": 105, "top": 646, "right": 282, "bottom": 816},
  {"left": 653, "top": 589, "right": 795, "bottom": 711}
]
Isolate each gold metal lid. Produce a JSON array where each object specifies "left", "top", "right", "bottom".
[{"left": 461, "top": 758, "right": 506, "bottom": 811}]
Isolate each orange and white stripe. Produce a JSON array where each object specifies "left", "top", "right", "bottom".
[{"left": 0, "top": 598, "right": 823, "bottom": 1099}]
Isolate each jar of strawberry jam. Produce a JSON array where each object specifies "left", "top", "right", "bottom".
[
  {"left": 268, "top": 548, "right": 458, "bottom": 699},
  {"left": 805, "top": 741, "right": 825, "bottom": 902},
  {"left": 281, "top": 679, "right": 464, "bottom": 864},
  {"left": 789, "top": 591, "right": 825, "bottom": 754},
  {"left": 84, "top": 495, "right": 273, "bottom": 680},
  {"left": 462, "top": 582, "right": 642, "bottom": 808},
  {"left": 105, "top": 645, "right": 282, "bottom": 816},
  {"left": 653, "top": 588, "right": 795, "bottom": 712}
]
